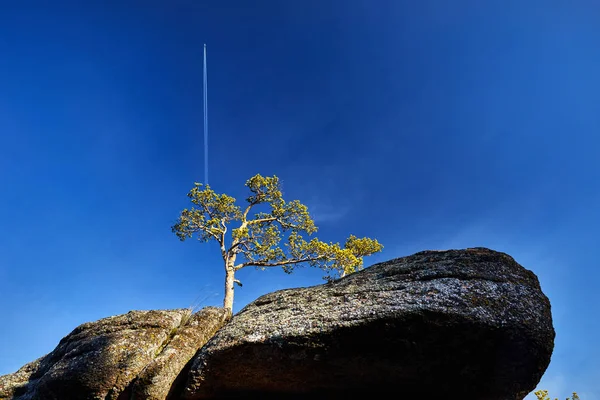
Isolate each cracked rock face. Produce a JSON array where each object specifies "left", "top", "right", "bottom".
[
  {"left": 131, "top": 307, "right": 229, "bottom": 400},
  {"left": 183, "top": 248, "right": 554, "bottom": 400},
  {"left": 0, "top": 308, "right": 228, "bottom": 400}
]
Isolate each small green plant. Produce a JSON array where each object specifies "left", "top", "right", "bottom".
[{"left": 535, "top": 390, "right": 580, "bottom": 400}]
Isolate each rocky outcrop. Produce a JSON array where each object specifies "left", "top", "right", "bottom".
[
  {"left": 183, "top": 248, "right": 554, "bottom": 400},
  {"left": 0, "top": 358, "right": 44, "bottom": 400},
  {"left": 0, "top": 248, "right": 555, "bottom": 400},
  {"left": 131, "top": 307, "right": 229, "bottom": 400},
  {"left": 0, "top": 308, "right": 228, "bottom": 400}
]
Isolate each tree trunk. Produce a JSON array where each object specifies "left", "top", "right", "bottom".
[{"left": 223, "top": 267, "right": 235, "bottom": 314}]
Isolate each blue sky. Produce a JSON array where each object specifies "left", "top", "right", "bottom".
[{"left": 0, "top": 1, "right": 598, "bottom": 398}]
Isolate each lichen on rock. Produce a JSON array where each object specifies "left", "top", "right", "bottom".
[
  {"left": 182, "top": 248, "right": 554, "bottom": 400},
  {"left": 0, "top": 307, "right": 229, "bottom": 400}
]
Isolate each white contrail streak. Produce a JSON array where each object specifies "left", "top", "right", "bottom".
[{"left": 203, "top": 43, "right": 208, "bottom": 186}]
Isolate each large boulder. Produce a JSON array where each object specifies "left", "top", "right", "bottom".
[
  {"left": 183, "top": 248, "right": 554, "bottom": 400},
  {"left": 0, "top": 307, "right": 228, "bottom": 400}
]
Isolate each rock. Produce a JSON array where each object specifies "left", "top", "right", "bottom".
[
  {"left": 131, "top": 307, "right": 229, "bottom": 400},
  {"left": 0, "top": 307, "right": 228, "bottom": 400},
  {"left": 0, "top": 248, "right": 555, "bottom": 400},
  {"left": 0, "top": 358, "right": 44, "bottom": 399},
  {"left": 13, "top": 309, "right": 189, "bottom": 400},
  {"left": 183, "top": 248, "right": 554, "bottom": 400}
]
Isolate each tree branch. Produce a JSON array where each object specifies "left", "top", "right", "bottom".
[
  {"left": 235, "top": 255, "right": 326, "bottom": 270},
  {"left": 246, "top": 216, "right": 277, "bottom": 225},
  {"left": 220, "top": 218, "right": 228, "bottom": 259},
  {"left": 220, "top": 218, "right": 227, "bottom": 244},
  {"left": 195, "top": 222, "right": 220, "bottom": 241},
  {"left": 241, "top": 201, "right": 258, "bottom": 223},
  {"left": 228, "top": 238, "right": 252, "bottom": 254},
  {"left": 201, "top": 202, "right": 215, "bottom": 221},
  {"left": 207, "top": 230, "right": 220, "bottom": 241}
]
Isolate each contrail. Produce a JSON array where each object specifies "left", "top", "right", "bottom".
[{"left": 203, "top": 43, "right": 208, "bottom": 186}]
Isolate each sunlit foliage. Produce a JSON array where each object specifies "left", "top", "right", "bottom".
[
  {"left": 535, "top": 390, "right": 580, "bottom": 400},
  {"left": 172, "top": 174, "right": 383, "bottom": 310}
]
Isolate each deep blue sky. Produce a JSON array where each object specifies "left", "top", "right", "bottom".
[{"left": 1, "top": 1, "right": 598, "bottom": 398}]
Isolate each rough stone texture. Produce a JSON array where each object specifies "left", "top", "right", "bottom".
[
  {"left": 0, "top": 358, "right": 44, "bottom": 400},
  {"left": 19, "top": 309, "right": 190, "bottom": 400},
  {"left": 183, "top": 248, "right": 554, "bottom": 400},
  {"left": 0, "top": 249, "right": 555, "bottom": 400},
  {"left": 0, "top": 308, "right": 223, "bottom": 400},
  {"left": 131, "top": 307, "right": 230, "bottom": 400}
]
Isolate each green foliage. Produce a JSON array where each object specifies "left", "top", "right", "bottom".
[
  {"left": 172, "top": 183, "right": 240, "bottom": 243},
  {"left": 172, "top": 173, "right": 383, "bottom": 281},
  {"left": 534, "top": 390, "right": 580, "bottom": 400}
]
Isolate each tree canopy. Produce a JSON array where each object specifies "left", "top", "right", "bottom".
[{"left": 172, "top": 174, "right": 383, "bottom": 311}]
